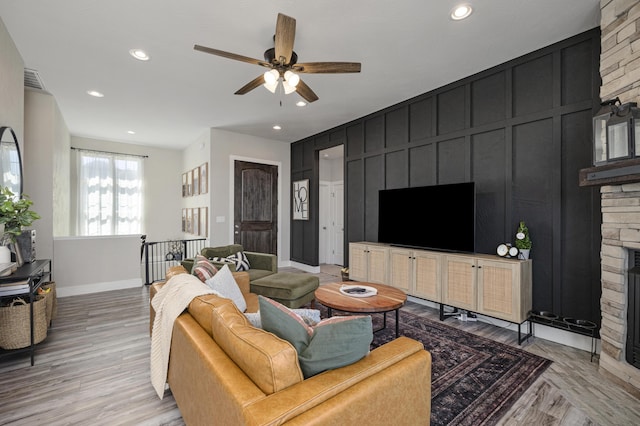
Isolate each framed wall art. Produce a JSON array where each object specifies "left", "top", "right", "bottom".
[
  {"left": 192, "top": 166, "right": 200, "bottom": 196},
  {"left": 200, "top": 162, "right": 208, "bottom": 194},
  {"left": 293, "top": 179, "right": 309, "bottom": 220},
  {"left": 187, "top": 170, "right": 193, "bottom": 196},
  {"left": 182, "top": 173, "right": 187, "bottom": 197}
]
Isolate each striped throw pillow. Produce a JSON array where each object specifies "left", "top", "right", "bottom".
[{"left": 192, "top": 254, "right": 218, "bottom": 282}]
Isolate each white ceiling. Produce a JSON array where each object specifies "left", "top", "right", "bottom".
[{"left": 0, "top": 0, "right": 600, "bottom": 150}]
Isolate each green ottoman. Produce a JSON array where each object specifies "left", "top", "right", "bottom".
[{"left": 251, "top": 272, "right": 319, "bottom": 309}]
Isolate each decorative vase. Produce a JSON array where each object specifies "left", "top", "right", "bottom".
[
  {"left": 0, "top": 245, "right": 11, "bottom": 276},
  {"left": 518, "top": 249, "right": 530, "bottom": 260},
  {"left": 12, "top": 240, "right": 24, "bottom": 267}
]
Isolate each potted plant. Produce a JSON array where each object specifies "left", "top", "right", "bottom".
[
  {"left": 515, "top": 221, "right": 532, "bottom": 259},
  {"left": 170, "top": 241, "right": 184, "bottom": 261},
  {"left": 0, "top": 187, "right": 41, "bottom": 266}
]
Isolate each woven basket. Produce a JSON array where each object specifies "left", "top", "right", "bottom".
[
  {"left": 40, "top": 282, "right": 58, "bottom": 324},
  {"left": 0, "top": 295, "right": 48, "bottom": 350}
]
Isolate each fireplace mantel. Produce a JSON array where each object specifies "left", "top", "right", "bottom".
[{"left": 580, "top": 159, "right": 640, "bottom": 187}]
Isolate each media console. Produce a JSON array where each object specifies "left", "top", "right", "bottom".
[{"left": 349, "top": 242, "right": 533, "bottom": 342}]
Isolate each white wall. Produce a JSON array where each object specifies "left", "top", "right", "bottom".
[
  {"left": 54, "top": 236, "right": 141, "bottom": 297},
  {"left": 0, "top": 17, "right": 24, "bottom": 151},
  {"left": 208, "top": 128, "right": 291, "bottom": 265},
  {"left": 24, "top": 89, "right": 68, "bottom": 261},
  {"left": 320, "top": 156, "right": 343, "bottom": 181}
]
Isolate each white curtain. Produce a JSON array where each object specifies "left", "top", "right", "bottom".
[{"left": 77, "top": 150, "right": 144, "bottom": 236}]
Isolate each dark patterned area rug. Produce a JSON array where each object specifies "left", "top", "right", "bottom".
[{"left": 323, "top": 306, "right": 552, "bottom": 426}]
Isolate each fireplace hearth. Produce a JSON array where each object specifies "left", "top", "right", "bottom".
[{"left": 628, "top": 250, "right": 640, "bottom": 369}]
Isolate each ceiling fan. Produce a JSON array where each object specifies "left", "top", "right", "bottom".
[{"left": 194, "top": 13, "right": 361, "bottom": 103}]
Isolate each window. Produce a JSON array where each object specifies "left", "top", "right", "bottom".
[{"left": 76, "top": 150, "right": 144, "bottom": 236}]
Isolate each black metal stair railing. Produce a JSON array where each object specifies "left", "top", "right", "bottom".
[{"left": 140, "top": 236, "right": 206, "bottom": 285}]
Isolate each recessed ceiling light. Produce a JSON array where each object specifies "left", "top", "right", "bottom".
[
  {"left": 87, "top": 90, "right": 104, "bottom": 97},
  {"left": 129, "top": 49, "right": 150, "bottom": 61},
  {"left": 296, "top": 101, "right": 307, "bottom": 107},
  {"left": 451, "top": 4, "right": 473, "bottom": 20},
  {"left": 273, "top": 125, "right": 282, "bottom": 130},
  {"left": 127, "top": 130, "right": 136, "bottom": 135}
]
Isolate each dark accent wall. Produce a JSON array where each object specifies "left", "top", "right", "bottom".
[{"left": 291, "top": 28, "right": 602, "bottom": 325}]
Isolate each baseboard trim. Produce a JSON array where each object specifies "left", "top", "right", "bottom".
[
  {"left": 288, "top": 261, "right": 320, "bottom": 274},
  {"left": 57, "top": 279, "right": 142, "bottom": 298},
  {"left": 407, "top": 296, "right": 599, "bottom": 354}
]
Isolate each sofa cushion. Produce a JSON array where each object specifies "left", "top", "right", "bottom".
[
  {"left": 251, "top": 273, "right": 319, "bottom": 309},
  {"left": 208, "top": 295, "right": 303, "bottom": 394},
  {"left": 192, "top": 254, "right": 218, "bottom": 282},
  {"left": 247, "top": 269, "right": 275, "bottom": 282},
  {"left": 259, "top": 296, "right": 373, "bottom": 378},
  {"left": 205, "top": 264, "right": 247, "bottom": 312},
  {"left": 201, "top": 244, "right": 243, "bottom": 259}
]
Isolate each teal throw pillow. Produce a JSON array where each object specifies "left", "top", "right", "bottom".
[{"left": 259, "top": 296, "right": 372, "bottom": 378}]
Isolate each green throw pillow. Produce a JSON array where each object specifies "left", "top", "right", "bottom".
[{"left": 259, "top": 295, "right": 372, "bottom": 378}]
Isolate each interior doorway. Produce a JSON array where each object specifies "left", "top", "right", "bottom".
[{"left": 318, "top": 145, "right": 344, "bottom": 266}]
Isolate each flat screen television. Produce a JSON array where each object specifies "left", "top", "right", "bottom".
[{"left": 378, "top": 182, "right": 475, "bottom": 253}]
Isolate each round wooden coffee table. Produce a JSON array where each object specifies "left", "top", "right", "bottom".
[{"left": 314, "top": 282, "right": 407, "bottom": 337}]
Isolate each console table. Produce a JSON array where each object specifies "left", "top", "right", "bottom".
[
  {"left": 349, "top": 242, "right": 533, "bottom": 343},
  {"left": 0, "top": 259, "right": 52, "bottom": 365}
]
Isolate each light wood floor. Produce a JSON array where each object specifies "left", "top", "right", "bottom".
[{"left": 0, "top": 265, "right": 638, "bottom": 425}]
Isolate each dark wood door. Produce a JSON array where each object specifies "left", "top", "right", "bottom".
[{"left": 234, "top": 160, "right": 278, "bottom": 254}]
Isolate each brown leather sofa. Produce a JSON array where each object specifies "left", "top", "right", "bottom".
[{"left": 150, "top": 267, "right": 432, "bottom": 425}]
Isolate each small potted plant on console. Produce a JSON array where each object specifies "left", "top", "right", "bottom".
[{"left": 515, "top": 221, "right": 532, "bottom": 260}]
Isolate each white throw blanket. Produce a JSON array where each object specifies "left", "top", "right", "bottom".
[{"left": 150, "top": 273, "right": 219, "bottom": 399}]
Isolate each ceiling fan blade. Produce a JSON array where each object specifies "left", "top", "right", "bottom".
[
  {"left": 194, "top": 44, "right": 270, "bottom": 67},
  {"left": 296, "top": 79, "right": 319, "bottom": 103},
  {"left": 294, "top": 62, "right": 361, "bottom": 74},
  {"left": 234, "top": 75, "right": 265, "bottom": 95},
  {"left": 275, "top": 13, "right": 296, "bottom": 65}
]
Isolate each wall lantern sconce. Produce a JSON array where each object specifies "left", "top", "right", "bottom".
[{"left": 593, "top": 97, "right": 640, "bottom": 165}]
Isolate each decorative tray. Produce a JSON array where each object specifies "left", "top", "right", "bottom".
[{"left": 340, "top": 284, "right": 377, "bottom": 298}]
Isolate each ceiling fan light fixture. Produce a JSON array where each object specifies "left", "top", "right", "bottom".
[
  {"left": 263, "top": 80, "right": 278, "bottom": 93},
  {"left": 296, "top": 101, "right": 307, "bottom": 107},
  {"left": 284, "top": 70, "right": 299, "bottom": 87},
  {"left": 451, "top": 4, "right": 473, "bottom": 20},
  {"left": 282, "top": 79, "right": 297, "bottom": 94},
  {"left": 264, "top": 69, "right": 279, "bottom": 85}
]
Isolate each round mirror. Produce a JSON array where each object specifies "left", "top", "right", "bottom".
[{"left": 0, "top": 126, "right": 23, "bottom": 200}]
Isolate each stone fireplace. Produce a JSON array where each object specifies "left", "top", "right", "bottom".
[
  {"left": 600, "top": 184, "right": 640, "bottom": 396},
  {"left": 596, "top": 0, "right": 640, "bottom": 396}
]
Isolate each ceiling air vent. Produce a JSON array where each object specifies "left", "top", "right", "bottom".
[{"left": 24, "top": 68, "right": 45, "bottom": 90}]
